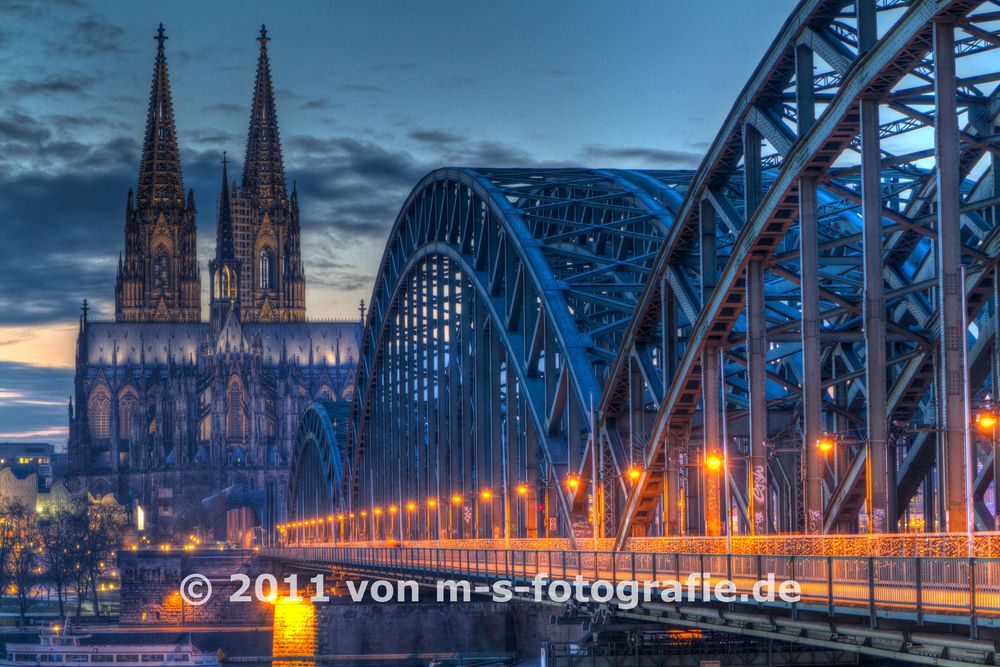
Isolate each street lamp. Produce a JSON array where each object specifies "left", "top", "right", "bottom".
[
  {"left": 373, "top": 507, "right": 383, "bottom": 541},
  {"left": 627, "top": 465, "right": 642, "bottom": 482},
  {"left": 976, "top": 409, "right": 1000, "bottom": 530},
  {"left": 406, "top": 502, "right": 417, "bottom": 539},
  {"left": 427, "top": 498, "right": 438, "bottom": 539},
  {"left": 478, "top": 489, "right": 492, "bottom": 537},
  {"left": 566, "top": 475, "right": 581, "bottom": 492},
  {"left": 514, "top": 484, "right": 529, "bottom": 538},
  {"left": 817, "top": 435, "right": 836, "bottom": 454},
  {"left": 450, "top": 494, "right": 462, "bottom": 538},
  {"left": 705, "top": 451, "right": 724, "bottom": 471}
]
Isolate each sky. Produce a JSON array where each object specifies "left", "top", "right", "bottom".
[{"left": 0, "top": 0, "right": 798, "bottom": 443}]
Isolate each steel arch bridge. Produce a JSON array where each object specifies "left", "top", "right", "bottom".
[
  {"left": 600, "top": 0, "right": 1000, "bottom": 548},
  {"left": 344, "top": 167, "right": 691, "bottom": 542},
  {"left": 288, "top": 401, "right": 346, "bottom": 522},
  {"left": 292, "top": 0, "right": 1000, "bottom": 548}
]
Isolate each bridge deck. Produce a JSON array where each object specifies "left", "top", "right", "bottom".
[{"left": 266, "top": 545, "right": 996, "bottom": 627}]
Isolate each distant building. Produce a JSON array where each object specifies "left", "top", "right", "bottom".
[
  {"left": 0, "top": 442, "right": 67, "bottom": 500},
  {"left": 68, "top": 25, "right": 359, "bottom": 539}
]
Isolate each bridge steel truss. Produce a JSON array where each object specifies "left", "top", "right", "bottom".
[
  {"left": 603, "top": 0, "right": 1000, "bottom": 548},
  {"left": 345, "top": 168, "right": 691, "bottom": 542}
]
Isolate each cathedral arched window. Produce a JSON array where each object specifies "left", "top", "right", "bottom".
[
  {"left": 221, "top": 265, "right": 238, "bottom": 300},
  {"left": 88, "top": 390, "right": 110, "bottom": 440},
  {"left": 198, "top": 416, "right": 212, "bottom": 442},
  {"left": 259, "top": 249, "right": 274, "bottom": 290},
  {"left": 119, "top": 391, "right": 139, "bottom": 441},
  {"left": 154, "top": 249, "right": 169, "bottom": 291},
  {"left": 227, "top": 379, "right": 247, "bottom": 441}
]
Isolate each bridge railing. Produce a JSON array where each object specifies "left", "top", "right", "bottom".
[{"left": 265, "top": 546, "right": 998, "bottom": 628}]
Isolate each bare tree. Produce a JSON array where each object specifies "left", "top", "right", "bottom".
[
  {"left": 6, "top": 502, "right": 42, "bottom": 626},
  {"left": 80, "top": 499, "right": 126, "bottom": 619},
  {"left": 40, "top": 498, "right": 86, "bottom": 618}
]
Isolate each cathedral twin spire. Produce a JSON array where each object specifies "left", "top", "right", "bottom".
[
  {"left": 137, "top": 24, "right": 185, "bottom": 209},
  {"left": 118, "top": 23, "right": 306, "bottom": 326},
  {"left": 243, "top": 26, "right": 287, "bottom": 210}
]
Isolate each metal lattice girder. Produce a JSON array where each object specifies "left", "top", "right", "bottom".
[
  {"left": 288, "top": 400, "right": 346, "bottom": 520},
  {"left": 344, "top": 168, "right": 690, "bottom": 541},
  {"left": 604, "top": 0, "right": 1000, "bottom": 549}
]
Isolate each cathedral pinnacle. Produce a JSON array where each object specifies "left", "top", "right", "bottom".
[
  {"left": 215, "top": 152, "right": 236, "bottom": 262},
  {"left": 155, "top": 23, "right": 167, "bottom": 51}
]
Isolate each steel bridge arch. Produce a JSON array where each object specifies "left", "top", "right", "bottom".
[
  {"left": 288, "top": 400, "right": 345, "bottom": 521},
  {"left": 346, "top": 167, "right": 690, "bottom": 541},
  {"left": 600, "top": 0, "right": 1000, "bottom": 548}
]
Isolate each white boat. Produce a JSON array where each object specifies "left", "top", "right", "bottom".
[{"left": 1, "top": 622, "right": 219, "bottom": 667}]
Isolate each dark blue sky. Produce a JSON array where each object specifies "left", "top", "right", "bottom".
[{"left": 0, "top": 0, "right": 797, "bottom": 441}]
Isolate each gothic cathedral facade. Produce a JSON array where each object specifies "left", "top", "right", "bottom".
[{"left": 68, "top": 26, "right": 359, "bottom": 539}]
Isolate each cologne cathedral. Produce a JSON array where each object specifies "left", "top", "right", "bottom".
[{"left": 67, "top": 25, "right": 360, "bottom": 539}]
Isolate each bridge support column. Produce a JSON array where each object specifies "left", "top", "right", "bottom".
[
  {"left": 746, "top": 258, "right": 768, "bottom": 535},
  {"left": 933, "top": 19, "right": 969, "bottom": 533},
  {"left": 702, "top": 345, "right": 722, "bottom": 537},
  {"left": 800, "top": 175, "right": 823, "bottom": 533},
  {"left": 860, "top": 94, "right": 889, "bottom": 533}
]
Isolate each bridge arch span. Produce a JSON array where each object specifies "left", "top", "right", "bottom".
[
  {"left": 346, "top": 167, "right": 689, "bottom": 541},
  {"left": 288, "top": 400, "right": 345, "bottom": 522}
]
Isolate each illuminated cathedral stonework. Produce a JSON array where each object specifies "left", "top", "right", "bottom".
[{"left": 68, "top": 25, "right": 359, "bottom": 537}]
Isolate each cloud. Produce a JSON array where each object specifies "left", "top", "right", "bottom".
[
  {"left": 203, "top": 102, "right": 244, "bottom": 115},
  {"left": 300, "top": 98, "right": 340, "bottom": 111},
  {"left": 187, "top": 128, "right": 239, "bottom": 146},
  {"left": 581, "top": 144, "right": 704, "bottom": 167},
  {"left": 285, "top": 134, "right": 424, "bottom": 240},
  {"left": 0, "top": 111, "right": 51, "bottom": 143},
  {"left": 9, "top": 74, "right": 94, "bottom": 96},
  {"left": 409, "top": 129, "right": 463, "bottom": 145},
  {"left": 0, "top": 362, "right": 74, "bottom": 445},
  {"left": 57, "top": 16, "right": 126, "bottom": 56}
]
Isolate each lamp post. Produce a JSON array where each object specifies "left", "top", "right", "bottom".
[
  {"left": 427, "top": 498, "right": 438, "bottom": 540},
  {"left": 478, "top": 489, "right": 493, "bottom": 538},
  {"left": 816, "top": 433, "right": 879, "bottom": 532},
  {"left": 406, "top": 502, "right": 417, "bottom": 540},
  {"left": 450, "top": 494, "right": 462, "bottom": 538},
  {"left": 515, "top": 483, "right": 528, "bottom": 538},
  {"left": 373, "top": 507, "right": 383, "bottom": 541},
  {"left": 975, "top": 409, "right": 999, "bottom": 530},
  {"left": 389, "top": 505, "right": 398, "bottom": 541}
]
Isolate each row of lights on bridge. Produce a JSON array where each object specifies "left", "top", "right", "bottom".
[
  {"left": 281, "top": 410, "right": 1000, "bottom": 537},
  {"left": 277, "top": 467, "right": 650, "bottom": 534}
]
